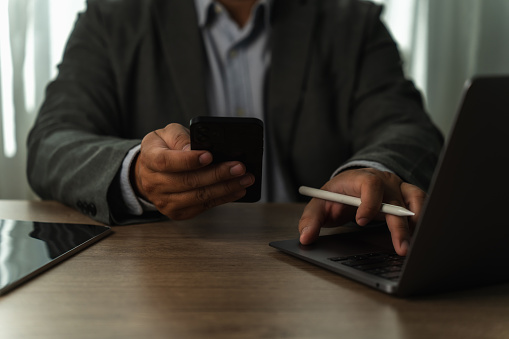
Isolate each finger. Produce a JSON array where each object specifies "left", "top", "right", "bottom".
[
  {"left": 385, "top": 211, "right": 411, "bottom": 256},
  {"left": 184, "top": 173, "right": 255, "bottom": 206},
  {"left": 140, "top": 123, "right": 213, "bottom": 172},
  {"left": 356, "top": 174, "right": 384, "bottom": 226},
  {"left": 400, "top": 182, "right": 428, "bottom": 232},
  {"left": 155, "top": 174, "right": 255, "bottom": 219},
  {"left": 298, "top": 198, "right": 328, "bottom": 245},
  {"left": 134, "top": 146, "right": 213, "bottom": 201},
  {"left": 353, "top": 171, "right": 412, "bottom": 255},
  {"left": 150, "top": 161, "right": 249, "bottom": 193},
  {"left": 375, "top": 186, "right": 412, "bottom": 256},
  {"left": 140, "top": 139, "right": 212, "bottom": 173},
  {"left": 165, "top": 189, "right": 248, "bottom": 220}
]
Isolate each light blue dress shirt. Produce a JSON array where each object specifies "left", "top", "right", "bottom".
[{"left": 194, "top": 0, "right": 271, "bottom": 121}]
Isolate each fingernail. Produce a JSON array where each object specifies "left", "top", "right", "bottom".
[
  {"left": 300, "top": 226, "right": 310, "bottom": 235},
  {"left": 199, "top": 152, "right": 212, "bottom": 165},
  {"left": 240, "top": 175, "right": 254, "bottom": 186},
  {"left": 357, "top": 218, "right": 369, "bottom": 226},
  {"left": 230, "top": 164, "right": 244, "bottom": 176},
  {"left": 182, "top": 144, "right": 191, "bottom": 151},
  {"left": 400, "top": 240, "right": 409, "bottom": 253}
]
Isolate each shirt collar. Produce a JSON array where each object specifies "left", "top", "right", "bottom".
[{"left": 194, "top": 0, "right": 272, "bottom": 28}]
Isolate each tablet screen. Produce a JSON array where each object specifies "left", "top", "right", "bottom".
[{"left": 0, "top": 219, "right": 112, "bottom": 295}]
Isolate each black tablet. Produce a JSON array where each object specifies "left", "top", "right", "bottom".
[{"left": 0, "top": 219, "right": 112, "bottom": 295}]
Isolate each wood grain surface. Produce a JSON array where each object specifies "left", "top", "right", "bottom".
[{"left": 1, "top": 200, "right": 508, "bottom": 339}]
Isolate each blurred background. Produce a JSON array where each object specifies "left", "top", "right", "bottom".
[{"left": 1, "top": 0, "right": 509, "bottom": 200}]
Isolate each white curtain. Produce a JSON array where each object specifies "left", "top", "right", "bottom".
[
  {"left": 377, "top": 0, "right": 509, "bottom": 135},
  {"left": 0, "top": 0, "right": 85, "bottom": 199},
  {"left": 1, "top": 0, "right": 508, "bottom": 200}
]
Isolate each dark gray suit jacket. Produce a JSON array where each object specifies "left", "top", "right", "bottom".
[{"left": 27, "top": 0, "right": 443, "bottom": 224}]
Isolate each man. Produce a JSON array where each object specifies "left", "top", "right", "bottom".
[{"left": 27, "top": 0, "right": 443, "bottom": 256}]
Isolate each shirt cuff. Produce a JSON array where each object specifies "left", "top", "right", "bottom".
[
  {"left": 331, "top": 160, "right": 395, "bottom": 179},
  {"left": 120, "top": 145, "right": 158, "bottom": 215}
]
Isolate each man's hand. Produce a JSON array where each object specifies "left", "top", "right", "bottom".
[
  {"left": 132, "top": 123, "right": 255, "bottom": 219},
  {"left": 298, "top": 168, "right": 427, "bottom": 256}
]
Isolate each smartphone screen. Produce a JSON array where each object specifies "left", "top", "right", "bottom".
[{"left": 190, "top": 116, "right": 264, "bottom": 202}]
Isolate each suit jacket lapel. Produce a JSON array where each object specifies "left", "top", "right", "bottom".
[
  {"left": 267, "top": 0, "right": 316, "bottom": 157},
  {"left": 153, "top": 0, "right": 209, "bottom": 122}
]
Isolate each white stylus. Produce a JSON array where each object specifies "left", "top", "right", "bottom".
[{"left": 298, "top": 186, "right": 415, "bottom": 217}]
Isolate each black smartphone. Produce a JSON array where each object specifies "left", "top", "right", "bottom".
[{"left": 190, "top": 116, "right": 264, "bottom": 202}]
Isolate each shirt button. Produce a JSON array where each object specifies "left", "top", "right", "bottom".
[
  {"left": 229, "top": 49, "right": 238, "bottom": 59},
  {"left": 214, "top": 4, "right": 222, "bottom": 14},
  {"left": 236, "top": 108, "right": 245, "bottom": 116}
]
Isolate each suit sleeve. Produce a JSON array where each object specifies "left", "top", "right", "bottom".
[
  {"left": 26, "top": 2, "right": 163, "bottom": 224},
  {"left": 344, "top": 4, "right": 444, "bottom": 191}
]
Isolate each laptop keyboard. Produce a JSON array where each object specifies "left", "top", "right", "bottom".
[{"left": 328, "top": 251, "right": 405, "bottom": 281}]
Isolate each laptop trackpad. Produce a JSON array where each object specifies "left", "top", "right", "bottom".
[{"left": 270, "top": 225, "right": 394, "bottom": 260}]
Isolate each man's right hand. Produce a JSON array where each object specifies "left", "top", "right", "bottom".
[{"left": 132, "top": 123, "right": 255, "bottom": 219}]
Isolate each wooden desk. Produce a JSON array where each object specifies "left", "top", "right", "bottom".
[{"left": 1, "top": 200, "right": 508, "bottom": 339}]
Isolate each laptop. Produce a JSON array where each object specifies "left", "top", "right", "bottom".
[
  {"left": 270, "top": 75, "right": 509, "bottom": 297},
  {"left": 0, "top": 219, "right": 112, "bottom": 295}
]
